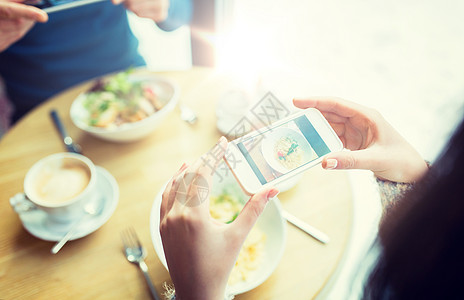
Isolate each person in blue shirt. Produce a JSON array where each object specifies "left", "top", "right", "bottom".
[{"left": 0, "top": 0, "right": 192, "bottom": 123}]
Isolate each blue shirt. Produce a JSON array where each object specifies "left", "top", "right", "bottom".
[{"left": 0, "top": 0, "right": 191, "bottom": 123}]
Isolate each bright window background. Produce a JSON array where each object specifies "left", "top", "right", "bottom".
[{"left": 128, "top": 12, "right": 192, "bottom": 71}]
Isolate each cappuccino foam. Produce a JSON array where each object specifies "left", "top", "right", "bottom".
[{"left": 31, "top": 160, "right": 91, "bottom": 205}]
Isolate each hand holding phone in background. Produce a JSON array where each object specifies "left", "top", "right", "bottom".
[
  {"left": 112, "top": 0, "right": 169, "bottom": 22},
  {"left": 1, "top": 0, "right": 169, "bottom": 52},
  {"left": 0, "top": 0, "right": 48, "bottom": 52},
  {"left": 293, "top": 97, "right": 429, "bottom": 183},
  {"left": 20, "top": 0, "right": 169, "bottom": 20}
]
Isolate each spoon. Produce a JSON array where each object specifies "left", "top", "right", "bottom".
[{"left": 51, "top": 200, "right": 103, "bottom": 254}]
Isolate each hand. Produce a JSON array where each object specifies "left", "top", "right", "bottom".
[
  {"left": 293, "top": 97, "right": 428, "bottom": 183},
  {"left": 0, "top": 0, "right": 48, "bottom": 52},
  {"left": 159, "top": 137, "right": 279, "bottom": 300},
  {"left": 112, "top": 0, "right": 169, "bottom": 22}
]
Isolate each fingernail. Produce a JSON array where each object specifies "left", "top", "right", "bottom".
[
  {"left": 267, "top": 188, "right": 279, "bottom": 199},
  {"left": 325, "top": 159, "right": 338, "bottom": 170}
]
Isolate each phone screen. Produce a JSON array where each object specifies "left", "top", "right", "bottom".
[{"left": 236, "top": 115, "right": 331, "bottom": 185}]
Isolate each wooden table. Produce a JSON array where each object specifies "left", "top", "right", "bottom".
[{"left": 0, "top": 67, "right": 353, "bottom": 299}]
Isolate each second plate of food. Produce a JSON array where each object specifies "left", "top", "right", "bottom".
[{"left": 70, "top": 69, "right": 179, "bottom": 142}]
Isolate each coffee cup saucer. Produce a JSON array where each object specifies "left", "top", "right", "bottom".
[{"left": 17, "top": 166, "right": 119, "bottom": 242}]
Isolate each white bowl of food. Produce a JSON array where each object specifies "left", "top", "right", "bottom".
[
  {"left": 70, "top": 70, "right": 179, "bottom": 142},
  {"left": 261, "top": 127, "right": 316, "bottom": 174},
  {"left": 150, "top": 169, "right": 287, "bottom": 295}
]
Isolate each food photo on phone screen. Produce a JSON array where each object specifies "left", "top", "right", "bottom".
[{"left": 225, "top": 108, "right": 343, "bottom": 195}]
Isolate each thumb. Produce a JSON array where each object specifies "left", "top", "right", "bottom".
[
  {"left": 230, "top": 187, "right": 279, "bottom": 238},
  {"left": 322, "top": 149, "right": 378, "bottom": 171}
]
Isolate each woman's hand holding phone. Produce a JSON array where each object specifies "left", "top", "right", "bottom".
[
  {"left": 0, "top": 0, "right": 48, "bottom": 52},
  {"left": 159, "top": 137, "right": 278, "bottom": 300},
  {"left": 293, "top": 97, "right": 428, "bottom": 183}
]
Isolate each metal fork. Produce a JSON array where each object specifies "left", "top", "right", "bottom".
[{"left": 121, "top": 227, "right": 161, "bottom": 300}]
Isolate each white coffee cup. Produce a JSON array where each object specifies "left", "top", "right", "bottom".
[{"left": 11, "top": 152, "right": 98, "bottom": 224}]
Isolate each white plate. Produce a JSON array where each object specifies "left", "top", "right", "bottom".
[
  {"left": 18, "top": 166, "right": 119, "bottom": 241},
  {"left": 150, "top": 168, "right": 287, "bottom": 295}
]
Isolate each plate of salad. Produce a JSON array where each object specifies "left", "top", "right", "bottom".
[{"left": 70, "top": 69, "right": 179, "bottom": 142}]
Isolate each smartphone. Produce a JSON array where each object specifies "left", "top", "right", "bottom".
[
  {"left": 24, "top": 0, "right": 105, "bottom": 13},
  {"left": 225, "top": 108, "right": 343, "bottom": 194}
]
